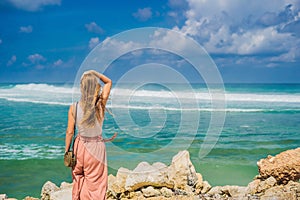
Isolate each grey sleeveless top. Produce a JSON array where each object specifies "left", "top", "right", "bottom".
[{"left": 75, "top": 103, "right": 103, "bottom": 138}]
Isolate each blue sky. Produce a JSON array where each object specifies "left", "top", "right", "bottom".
[{"left": 0, "top": 0, "right": 299, "bottom": 83}]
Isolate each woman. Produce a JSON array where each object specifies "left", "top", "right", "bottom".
[{"left": 65, "top": 70, "right": 112, "bottom": 200}]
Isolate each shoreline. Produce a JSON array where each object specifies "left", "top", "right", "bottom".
[
  {"left": 0, "top": 159, "right": 258, "bottom": 199},
  {"left": 2, "top": 148, "right": 299, "bottom": 200}
]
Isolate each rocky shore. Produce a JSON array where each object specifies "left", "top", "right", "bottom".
[{"left": 2, "top": 148, "right": 300, "bottom": 200}]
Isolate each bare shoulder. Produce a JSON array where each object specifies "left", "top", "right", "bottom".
[
  {"left": 69, "top": 104, "right": 74, "bottom": 112},
  {"left": 68, "top": 104, "right": 76, "bottom": 116},
  {"left": 68, "top": 104, "right": 77, "bottom": 121}
]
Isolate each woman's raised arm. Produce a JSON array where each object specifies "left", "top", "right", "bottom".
[{"left": 88, "top": 70, "right": 112, "bottom": 105}]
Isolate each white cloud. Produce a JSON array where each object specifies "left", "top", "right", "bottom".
[
  {"left": 99, "top": 37, "right": 144, "bottom": 57},
  {"left": 98, "top": 31, "right": 190, "bottom": 59},
  {"left": 85, "top": 22, "right": 104, "bottom": 34},
  {"left": 28, "top": 53, "right": 45, "bottom": 63},
  {"left": 93, "top": 28, "right": 205, "bottom": 64},
  {"left": 174, "top": 0, "right": 300, "bottom": 58},
  {"left": 89, "top": 37, "right": 100, "bottom": 49},
  {"left": 270, "top": 46, "right": 300, "bottom": 62},
  {"left": 168, "top": 0, "right": 187, "bottom": 9},
  {"left": 149, "top": 29, "right": 195, "bottom": 54},
  {"left": 53, "top": 59, "right": 63, "bottom": 66},
  {"left": 52, "top": 58, "right": 74, "bottom": 68},
  {"left": 168, "top": 11, "right": 178, "bottom": 18},
  {"left": 19, "top": 25, "right": 33, "bottom": 33},
  {"left": 203, "top": 26, "right": 296, "bottom": 55},
  {"left": 166, "top": 0, "right": 188, "bottom": 25},
  {"left": 7, "top": 0, "right": 61, "bottom": 11},
  {"left": 183, "top": 0, "right": 295, "bottom": 23},
  {"left": 22, "top": 53, "right": 46, "bottom": 69},
  {"left": 7, "top": 55, "right": 17, "bottom": 66},
  {"left": 133, "top": 7, "right": 152, "bottom": 21}
]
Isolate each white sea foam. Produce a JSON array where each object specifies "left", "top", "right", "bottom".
[
  {"left": 224, "top": 93, "right": 300, "bottom": 103},
  {"left": 4, "top": 97, "right": 70, "bottom": 106},
  {"left": 112, "top": 89, "right": 300, "bottom": 103},
  {"left": 0, "top": 83, "right": 76, "bottom": 106},
  {"left": 108, "top": 105, "right": 300, "bottom": 112},
  {"left": 0, "top": 143, "right": 64, "bottom": 160},
  {"left": 14, "top": 83, "right": 77, "bottom": 94},
  {"left": 0, "top": 83, "right": 299, "bottom": 108}
]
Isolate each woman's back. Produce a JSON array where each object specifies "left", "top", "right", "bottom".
[{"left": 76, "top": 103, "right": 103, "bottom": 138}]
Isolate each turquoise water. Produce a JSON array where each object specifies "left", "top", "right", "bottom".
[{"left": 0, "top": 83, "right": 299, "bottom": 199}]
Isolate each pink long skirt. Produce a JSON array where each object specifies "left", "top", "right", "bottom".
[{"left": 72, "top": 136, "right": 108, "bottom": 200}]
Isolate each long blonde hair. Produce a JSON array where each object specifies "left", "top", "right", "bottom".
[{"left": 80, "top": 73, "right": 105, "bottom": 127}]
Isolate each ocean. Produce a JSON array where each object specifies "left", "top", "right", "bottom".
[{"left": 0, "top": 83, "right": 299, "bottom": 199}]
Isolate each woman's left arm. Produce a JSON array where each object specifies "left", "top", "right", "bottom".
[{"left": 65, "top": 105, "right": 75, "bottom": 152}]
